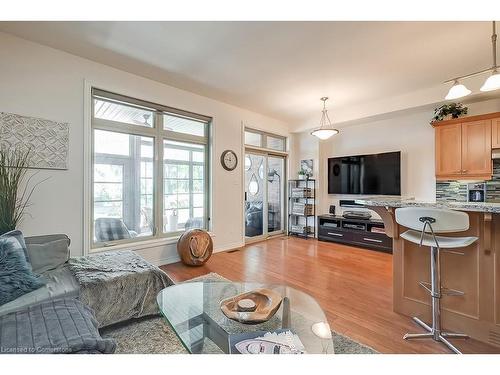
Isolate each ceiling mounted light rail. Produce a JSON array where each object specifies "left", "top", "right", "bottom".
[
  {"left": 444, "top": 21, "right": 500, "bottom": 100},
  {"left": 310, "top": 97, "right": 339, "bottom": 140}
]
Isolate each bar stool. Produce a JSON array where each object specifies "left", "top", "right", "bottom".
[{"left": 395, "top": 207, "right": 478, "bottom": 354}]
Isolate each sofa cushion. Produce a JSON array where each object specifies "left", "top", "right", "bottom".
[
  {"left": 0, "top": 298, "right": 116, "bottom": 354},
  {"left": 0, "top": 238, "right": 45, "bottom": 306},
  {"left": 25, "top": 234, "right": 70, "bottom": 274},
  {"left": 0, "top": 264, "right": 80, "bottom": 317},
  {"left": 0, "top": 229, "right": 30, "bottom": 267}
]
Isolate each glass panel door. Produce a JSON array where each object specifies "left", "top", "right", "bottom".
[
  {"left": 245, "top": 152, "right": 286, "bottom": 241},
  {"left": 267, "top": 156, "right": 285, "bottom": 234},
  {"left": 245, "top": 153, "right": 265, "bottom": 238}
]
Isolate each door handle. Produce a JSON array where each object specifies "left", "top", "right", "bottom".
[{"left": 327, "top": 232, "right": 343, "bottom": 237}]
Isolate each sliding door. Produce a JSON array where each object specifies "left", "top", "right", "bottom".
[
  {"left": 245, "top": 152, "right": 286, "bottom": 241},
  {"left": 245, "top": 153, "right": 265, "bottom": 239},
  {"left": 267, "top": 155, "right": 285, "bottom": 235}
]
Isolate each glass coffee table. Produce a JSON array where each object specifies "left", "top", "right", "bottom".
[{"left": 157, "top": 281, "right": 334, "bottom": 354}]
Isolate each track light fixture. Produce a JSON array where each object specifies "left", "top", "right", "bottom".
[{"left": 444, "top": 21, "right": 500, "bottom": 99}]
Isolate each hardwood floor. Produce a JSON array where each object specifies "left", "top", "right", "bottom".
[{"left": 161, "top": 236, "right": 500, "bottom": 354}]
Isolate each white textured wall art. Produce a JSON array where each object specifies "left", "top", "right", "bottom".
[{"left": 0, "top": 112, "right": 69, "bottom": 170}]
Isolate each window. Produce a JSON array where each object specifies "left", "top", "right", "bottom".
[
  {"left": 244, "top": 128, "right": 286, "bottom": 152},
  {"left": 163, "top": 140, "right": 207, "bottom": 233},
  {"left": 91, "top": 89, "right": 210, "bottom": 247},
  {"left": 266, "top": 136, "right": 285, "bottom": 151},
  {"left": 244, "top": 130, "right": 262, "bottom": 147},
  {"left": 94, "top": 98, "right": 154, "bottom": 128}
]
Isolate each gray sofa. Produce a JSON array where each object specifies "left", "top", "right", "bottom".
[
  {"left": 0, "top": 234, "right": 79, "bottom": 317},
  {"left": 0, "top": 233, "right": 173, "bottom": 326},
  {"left": 0, "top": 233, "right": 174, "bottom": 354}
]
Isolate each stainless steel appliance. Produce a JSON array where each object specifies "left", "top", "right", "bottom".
[{"left": 467, "top": 183, "right": 486, "bottom": 202}]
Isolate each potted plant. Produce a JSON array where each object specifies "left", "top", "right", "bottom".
[
  {"left": 0, "top": 147, "right": 41, "bottom": 235},
  {"left": 431, "top": 103, "right": 468, "bottom": 124},
  {"left": 298, "top": 169, "right": 312, "bottom": 180}
]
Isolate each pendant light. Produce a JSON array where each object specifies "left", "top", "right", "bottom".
[
  {"left": 480, "top": 22, "right": 500, "bottom": 91},
  {"left": 444, "top": 21, "right": 500, "bottom": 99},
  {"left": 480, "top": 69, "right": 500, "bottom": 91},
  {"left": 310, "top": 97, "right": 339, "bottom": 140},
  {"left": 481, "top": 21, "right": 500, "bottom": 91},
  {"left": 445, "top": 80, "right": 472, "bottom": 100}
]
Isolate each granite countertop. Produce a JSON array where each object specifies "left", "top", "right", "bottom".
[{"left": 354, "top": 197, "right": 500, "bottom": 213}]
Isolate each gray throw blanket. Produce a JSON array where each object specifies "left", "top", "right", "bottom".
[
  {"left": 0, "top": 298, "right": 116, "bottom": 354},
  {"left": 68, "top": 250, "right": 173, "bottom": 328}
]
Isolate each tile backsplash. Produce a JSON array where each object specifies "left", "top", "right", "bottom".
[
  {"left": 436, "top": 180, "right": 467, "bottom": 202},
  {"left": 436, "top": 160, "right": 500, "bottom": 203},
  {"left": 487, "top": 160, "right": 500, "bottom": 202}
]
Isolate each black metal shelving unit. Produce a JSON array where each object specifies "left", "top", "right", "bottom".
[{"left": 287, "top": 179, "right": 316, "bottom": 239}]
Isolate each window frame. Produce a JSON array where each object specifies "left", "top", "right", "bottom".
[
  {"left": 244, "top": 127, "right": 287, "bottom": 152},
  {"left": 90, "top": 88, "right": 211, "bottom": 250}
]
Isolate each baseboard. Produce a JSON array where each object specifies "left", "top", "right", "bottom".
[
  {"left": 214, "top": 241, "right": 245, "bottom": 253},
  {"left": 151, "top": 241, "right": 245, "bottom": 266},
  {"left": 152, "top": 254, "right": 181, "bottom": 267}
]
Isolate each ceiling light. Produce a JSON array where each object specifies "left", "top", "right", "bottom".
[
  {"left": 480, "top": 70, "right": 500, "bottom": 91},
  {"left": 445, "top": 80, "right": 472, "bottom": 100},
  {"left": 444, "top": 21, "right": 499, "bottom": 99},
  {"left": 310, "top": 97, "right": 339, "bottom": 140}
]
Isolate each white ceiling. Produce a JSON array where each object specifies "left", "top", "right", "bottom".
[{"left": 0, "top": 21, "right": 496, "bottom": 130}]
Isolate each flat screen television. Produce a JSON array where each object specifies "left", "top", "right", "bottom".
[{"left": 328, "top": 151, "right": 401, "bottom": 195}]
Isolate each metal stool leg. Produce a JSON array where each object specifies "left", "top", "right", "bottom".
[
  {"left": 430, "top": 245, "right": 441, "bottom": 340},
  {"left": 441, "top": 333, "right": 469, "bottom": 339},
  {"left": 439, "top": 335, "right": 463, "bottom": 354},
  {"left": 403, "top": 332, "right": 433, "bottom": 339},
  {"left": 412, "top": 317, "right": 432, "bottom": 331},
  {"left": 403, "top": 246, "right": 469, "bottom": 354}
]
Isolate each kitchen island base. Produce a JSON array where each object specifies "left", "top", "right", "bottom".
[{"left": 365, "top": 204, "right": 500, "bottom": 349}]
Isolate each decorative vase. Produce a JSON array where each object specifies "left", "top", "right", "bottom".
[
  {"left": 177, "top": 229, "right": 213, "bottom": 266},
  {"left": 167, "top": 211, "right": 178, "bottom": 232}
]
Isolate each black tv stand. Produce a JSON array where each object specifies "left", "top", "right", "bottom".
[{"left": 317, "top": 215, "right": 392, "bottom": 253}]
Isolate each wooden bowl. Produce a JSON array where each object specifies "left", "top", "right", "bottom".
[{"left": 220, "top": 288, "right": 283, "bottom": 324}]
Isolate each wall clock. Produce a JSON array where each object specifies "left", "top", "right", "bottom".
[{"left": 221, "top": 150, "right": 238, "bottom": 171}]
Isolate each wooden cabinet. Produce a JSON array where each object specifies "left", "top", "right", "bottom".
[
  {"left": 462, "top": 120, "right": 492, "bottom": 176},
  {"left": 435, "top": 123, "right": 462, "bottom": 176},
  {"left": 434, "top": 113, "right": 497, "bottom": 180},
  {"left": 492, "top": 117, "right": 500, "bottom": 149}
]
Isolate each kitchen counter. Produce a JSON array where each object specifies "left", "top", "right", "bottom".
[
  {"left": 356, "top": 197, "right": 500, "bottom": 349},
  {"left": 355, "top": 197, "right": 500, "bottom": 213}
]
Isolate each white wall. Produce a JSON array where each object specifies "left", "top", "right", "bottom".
[
  {"left": 292, "top": 98, "right": 500, "bottom": 219},
  {"left": 0, "top": 32, "right": 289, "bottom": 264},
  {"left": 289, "top": 132, "right": 319, "bottom": 179}
]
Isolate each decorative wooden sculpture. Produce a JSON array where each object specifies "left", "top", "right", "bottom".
[
  {"left": 177, "top": 229, "right": 213, "bottom": 266},
  {"left": 220, "top": 288, "right": 283, "bottom": 324}
]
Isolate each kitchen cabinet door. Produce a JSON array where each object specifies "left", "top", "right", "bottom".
[
  {"left": 435, "top": 123, "right": 462, "bottom": 178},
  {"left": 491, "top": 117, "right": 500, "bottom": 149},
  {"left": 461, "top": 120, "right": 492, "bottom": 177}
]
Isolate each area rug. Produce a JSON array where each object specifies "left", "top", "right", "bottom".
[{"left": 100, "top": 272, "right": 377, "bottom": 354}]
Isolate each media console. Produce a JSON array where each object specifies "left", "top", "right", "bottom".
[{"left": 317, "top": 215, "right": 392, "bottom": 253}]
